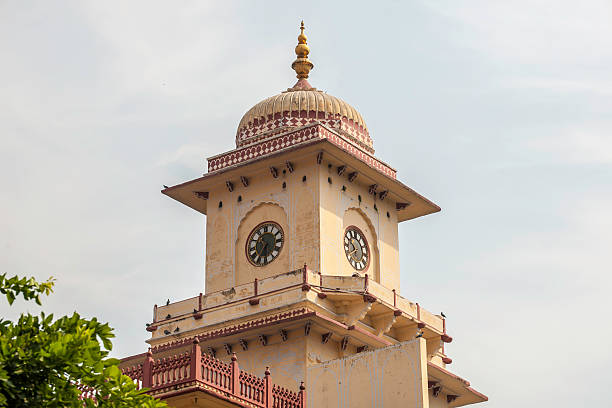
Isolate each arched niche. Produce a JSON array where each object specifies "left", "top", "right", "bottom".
[
  {"left": 342, "top": 207, "right": 380, "bottom": 282},
  {"left": 235, "top": 202, "right": 290, "bottom": 286}
]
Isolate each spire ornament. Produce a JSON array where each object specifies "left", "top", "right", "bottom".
[{"left": 291, "top": 21, "right": 314, "bottom": 80}]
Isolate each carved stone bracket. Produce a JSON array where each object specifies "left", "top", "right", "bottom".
[
  {"left": 279, "top": 329, "right": 288, "bottom": 342},
  {"left": 394, "top": 325, "right": 420, "bottom": 342},
  {"left": 258, "top": 335, "right": 267, "bottom": 346},
  {"left": 338, "top": 300, "right": 373, "bottom": 327},
  {"left": 371, "top": 312, "right": 397, "bottom": 337}
]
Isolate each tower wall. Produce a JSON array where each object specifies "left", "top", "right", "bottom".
[
  {"left": 318, "top": 154, "right": 401, "bottom": 291},
  {"left": 204, "top": 152, "right": 321, "bottom": 294}
]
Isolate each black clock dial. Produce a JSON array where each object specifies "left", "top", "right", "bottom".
[
  {"left": 344, "top": 227, "right": 369, "bottom": 271},
  {"left": 247, "top": 222, "right": 284, "bottom": 266}
]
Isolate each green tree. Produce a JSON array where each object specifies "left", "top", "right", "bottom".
[{"left": 0, "top": 273, "right": 166, "bottom": 407}]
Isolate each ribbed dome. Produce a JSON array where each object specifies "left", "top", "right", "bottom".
[{"left": 235, "top": 86, "right": 373, "bottom": 153}]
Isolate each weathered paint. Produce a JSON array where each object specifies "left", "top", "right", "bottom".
[{"left": 307, "top": 339, "right": 429, "bottom": 408}]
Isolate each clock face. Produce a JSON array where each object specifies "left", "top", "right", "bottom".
[
  {"left": 344, "top": 227, "right": 369, "bottom": 271},
  {"left": 246, "top": 222, "right": 284, "bottom": 266}
]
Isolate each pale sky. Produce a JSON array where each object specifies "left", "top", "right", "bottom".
[{"left": 1, "top": 1, "right": 611, "bottom": 407}]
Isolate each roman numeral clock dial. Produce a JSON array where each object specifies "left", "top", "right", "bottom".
[
  {"left": 246, "top": 222, "right": 284, "bottom": 266},
  {"left": 344, "top": 227, "right": 369, "bottom": 271}
]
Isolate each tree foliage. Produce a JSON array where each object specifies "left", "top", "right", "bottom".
[{"left": 0, "top": 273, "right": 166, "bottom": 407}]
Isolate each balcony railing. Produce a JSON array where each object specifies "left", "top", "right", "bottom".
[
  {"left": 150, "top": 266, "right": 444, "bottom": 335},
  {"left": 120, "top": 339, "right": 305, "bottom": 408}
]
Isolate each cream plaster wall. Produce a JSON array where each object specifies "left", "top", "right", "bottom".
[
  {"left": 235, "top": 203, "right": 290, "bottom": 285},
  {"left": 307, "top": 339, "right": 429, "bottom": 408},
  {"left": 342, "top": 208, "right": 380, "bottom": 282},
  {"left": 204, "top": 150, "right": 401, "bottom": 295},
  {"left": 306, "top": 333, "right": 342, "bottom": 366},
  {"left": 204, "top": 154, "right": 320, "bottom": 294},
  {"left": 318, "top": 158, "right": 400, "bottom": 291}
]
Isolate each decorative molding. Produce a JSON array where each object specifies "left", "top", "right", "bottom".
[
  {"left": 208, "top": 124, "right": 397, "bottom": 179},
  {"left": 235, "top": 108, "right": 373, "bottom": 153},
  {"left": 151, "top": 309, "right": 313, "bottom": 353}
]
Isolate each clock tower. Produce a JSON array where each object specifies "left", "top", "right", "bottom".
[{"left": 129, "top": 22, "right": 487, "bottom": 408}]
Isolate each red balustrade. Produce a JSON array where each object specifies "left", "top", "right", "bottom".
[
  {"left": 151, "top": 352, "right": 191, "bottom": 388},
  {"left": 272, "top": 383, "right": 303, "bottom": 408},
  {"left": 201, "top": 351, "right": 232, "bottom": 392},
  {"left": 120, "top": 339, "right": 306, "bottom": 408},
  {"left": 239, "top": 368, "right": 266, "bottom": 404},
  {"left": 121, "top": 362, "right": 144, "bottom": 390},
  {"left": 76, "top": 383, "right": 97, "bottom": 402}
]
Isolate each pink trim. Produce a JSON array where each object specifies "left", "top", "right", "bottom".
[
  {"left": 465, "top": 387, "right": 489, "bottom": 402},
  {"left": 208, "top": 124, "right": 396, "bottom": 179}
]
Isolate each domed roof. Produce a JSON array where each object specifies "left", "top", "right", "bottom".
[{"left": 235, "top": 22, "right": 374, "bottom": 154}]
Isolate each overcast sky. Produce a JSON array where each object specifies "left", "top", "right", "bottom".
[{"left": 1, "top": 1, "right": 611, "bottom": 407}]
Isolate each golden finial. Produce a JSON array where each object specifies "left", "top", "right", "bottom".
[{"left": 291, "top": 20, "right": 314, "bottom": 80}]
